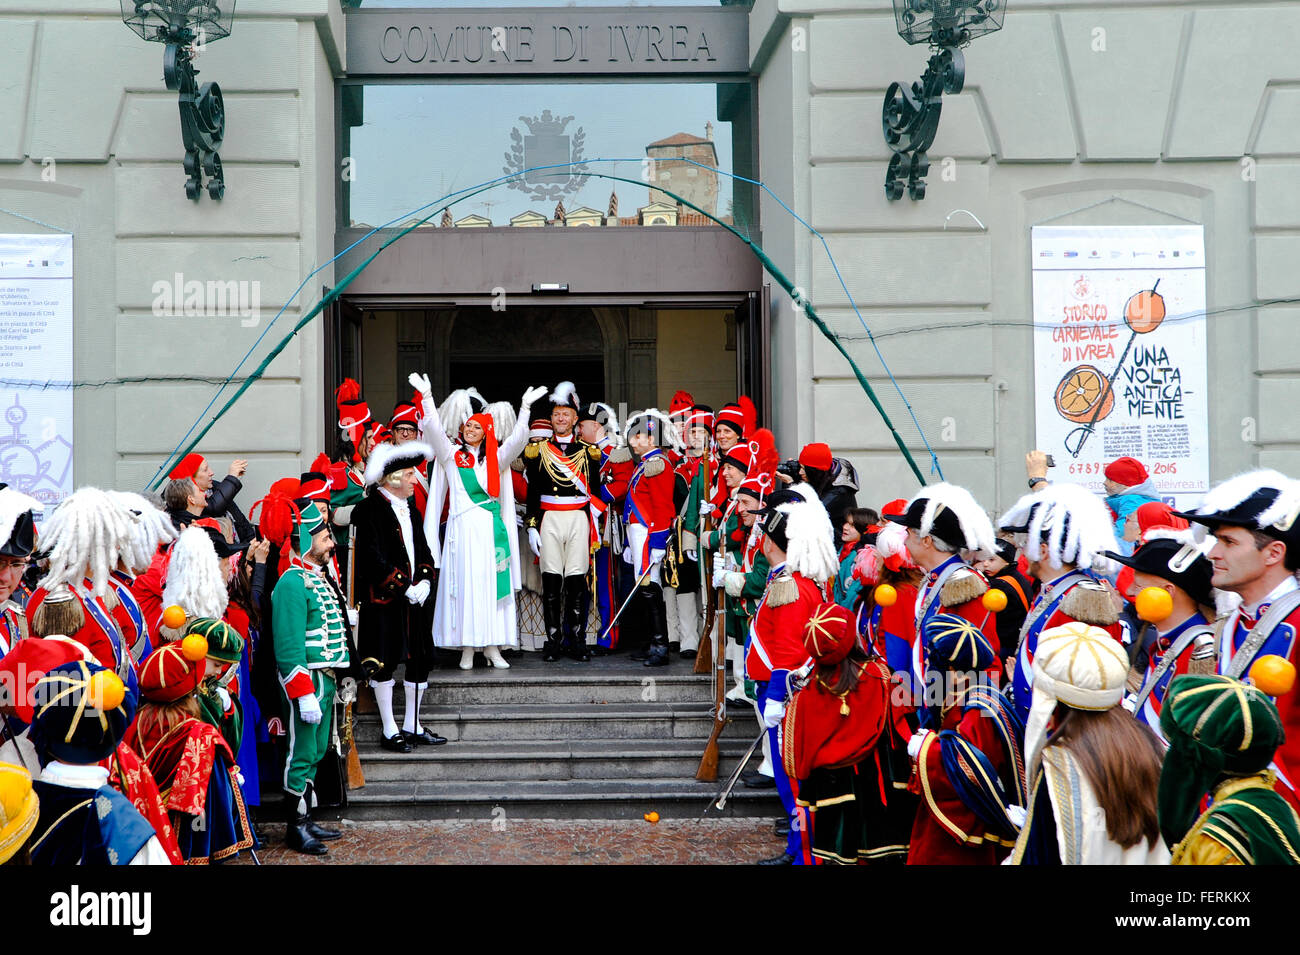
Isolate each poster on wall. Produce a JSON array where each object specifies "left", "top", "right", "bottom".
[
  {"left": 1031, "top": 225, "right": 1208, "bottom": 510},
  {"left": 0, "top": 234, "right": 74, "bottom": 518}
]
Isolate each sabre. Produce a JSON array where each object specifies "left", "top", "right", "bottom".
[
  {"left": 598, "top": 564, "right": 655, "bottom": 644},
  {"left": 702, "top": 725, "right": 766, "bottom": 817}
]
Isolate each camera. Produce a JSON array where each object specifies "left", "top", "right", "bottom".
[{"left": 776, "top": 458, "right": 801, "bottom": 482}]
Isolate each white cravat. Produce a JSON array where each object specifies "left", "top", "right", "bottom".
[{"left": 380, "top": 487, "right": 415, "bottom": 574}]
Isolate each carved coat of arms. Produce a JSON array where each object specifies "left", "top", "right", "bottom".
[{"left": 503, "top": 110, "right": 589, "bottom": 203}]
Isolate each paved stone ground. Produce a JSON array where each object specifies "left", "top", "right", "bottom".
[{"left": 235, "top": 817, "right": 781, "bottom": 865}]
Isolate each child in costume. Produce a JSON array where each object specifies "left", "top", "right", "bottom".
[{"left": 126, "top": 637, "right": 255, "bottom": 864}]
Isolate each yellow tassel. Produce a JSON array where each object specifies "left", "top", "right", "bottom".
[
  {"left": 839, "top": 699, "right": 850, "bottom": 716},
  {"left": 767, "top": 574, "right": 797, "bottom": 607}
]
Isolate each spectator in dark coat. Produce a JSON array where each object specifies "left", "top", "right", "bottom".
[{"left": 797, "top": 443, "right": 859, "bottom": 534}]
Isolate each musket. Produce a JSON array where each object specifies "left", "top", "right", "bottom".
[
  {"left": 344, "top": 523, "right": 365, "bottom": 790},
  {"left": 599, "top": 564, "right": 654, "bottom": 644},
  {"left": 693, "top": 449, "right": 715, "bottom": 676},
  {"left": 695, "top": 494, "right": 731, "bottom": 782},
  {"left": 702, "top": 724, "right": 764, "bottom": 816}
]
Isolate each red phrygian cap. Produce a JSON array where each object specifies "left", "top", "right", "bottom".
[
  {"left": 335, "top": 378, "right": 371, "bottom": 457},
  {"left": 668, "top": 390, "right": 695, "bottom": 421}
]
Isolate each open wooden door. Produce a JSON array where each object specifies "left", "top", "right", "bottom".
[
  {"left": 735, "top": 285, "right": 772, "bottom": 427},
  {"left": 325, "top": 295, "right": 365, "bottom": 459}
]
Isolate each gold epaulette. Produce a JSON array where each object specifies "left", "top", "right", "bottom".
[
  {"left": 1060, "top": 580, "right": 1120, "bottom": 627},
  {"left": 767, "top": 573, "right": 797, "bottom": 608},
  {"left": 523, "top": 442, "right": 540, "bottom": 460},
  {"left": 587, "top": 444, "right": 601, "bottom": 460},
  {"left": 940, "top": 567, "right": 988, "bottom": 608},
  {"left": 643, "top": 457, "right": 667, "bottom": 478}
]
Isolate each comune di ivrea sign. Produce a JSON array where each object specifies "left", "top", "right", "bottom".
[{"left": 345, "top": 7, "right": 750, "bottom": 77}]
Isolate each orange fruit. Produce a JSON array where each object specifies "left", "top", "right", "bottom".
[
  {"left": 162, "top": 605, "right": 187, "bottom": 629},
  {"left": 874, "top": 584, "right": 898, "bottom": 608},
  {"left": 87, "top": 671, "right": 126, "bottom": 712},
  {"left": 181, "top": 634, "right": 210, "bottom": 662},
  {"left": 1054, "top": 365, "right": 1115, "bottom": 424},
  {"left": 982, "top": 589, "right": 1008, "bottom": 613},
  {"left": 1250, "top": 655, "right": 1296, "bottom": 697},
  {"left": 1135, "top": 587, "right": 1173, "bottom": 623},
  {"left": 644, "top": 811, "right": 660, "bottom": 824}
]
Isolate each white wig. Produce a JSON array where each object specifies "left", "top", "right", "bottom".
[
  {"left": 160, "top": 525, "right": 228, "bottom": 627},
  {"left": 1000, "top": 483, "right": 1119, "bottom": 575},
  {"left": 625, "top": 408, "right": 683, "bottom": 454},
  {"left": 909, "top": 482, "right": 998, "bottom": 558},
  {"left": 37, "top": 487, "right": 136, "bottom": 598},
  {"left": 108, "top": 490, "right": 178, "bottom": 575},
  {"left": 587, "top": 402, "right": 621, "bottom": 440},
  {"left": 777, "top": 482, "right": 840, "bottom": 584}
]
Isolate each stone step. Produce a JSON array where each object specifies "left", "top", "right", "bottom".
[
  {"left": 333, "top": 777, "right": 783, "bottom": 821},
  {"left": 353, "top": 703, "right": 754, "bottom": 743},
  {"left": 422, "top": 671, "right": 710, "bottom": 706},
  {"left": 354, "top": 737, "right": 757, "bottom": 782}
]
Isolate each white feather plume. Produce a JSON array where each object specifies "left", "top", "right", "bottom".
[
  {"left": 874, "top": 520, "right": 910, "bottom": 561},
  {"left": 910, "top": 482, "right": 997, "bottom": 558},
  {"left": 0, "top": 486, "right": 41, "bottom": 554},
  {"left": 488, "top": 400, "right": 517, "bottom": 439},
  {"left": 1000, "top": 483, "right": 1118, "bottom": 574},
  {"left": 777, "top": 482, "right": 839, "bottom": 583},
  {"left": 36, "top": 487, "right": 136, "bottom": 598},
  {"left": 626, "top": 408, "right": 682, "bottom": 453},
  {"left": 588, "top": 402, "right": 621, "bottom": 439},
  {"left": 160, "top": 526, "right": 228, "bottom": 626},
  {"left": 108, "top": 491, "right": 178, "bottom": 574},
  {"left": 1195, "top": 469, "right": 1289, "bottom": 519},
  {"left": 1256, "top": 476, "right": 1300, "bottom": 532},
  {"left": 1141, "top": 525, "right": 1199, "bottom": 546},
  {"left": 438, "top": 389, "right": 480, "bottom": 439},
  {"left": 549, "top": 380, "right": 580, "bottom": 408}
]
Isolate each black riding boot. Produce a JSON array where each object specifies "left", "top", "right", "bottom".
[
  {"left": 284, "top": 791, "right": 328, "bottom": 856},
  {"left": 541, "top": 573, "right": 564, "bottom": 662},
  {"left": 643, "top": 584, "right": 671, "bottom": 668},
  {"left": 304, "top": 781, "right": 341, "bottom": 841},
  {"left": 563, "top": 575, "right": 591, "bottom": 661}
]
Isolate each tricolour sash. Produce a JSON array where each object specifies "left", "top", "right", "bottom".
[{"left": 457, "top": 463, "right": 512, "bottom": 601}]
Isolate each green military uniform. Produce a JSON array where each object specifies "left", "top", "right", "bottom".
[
  {"left": 272, "top": 559, "right": 351, "bottom": 797},
  {"left": 702, "top": 507, "right": 770, "bottom": 645}
]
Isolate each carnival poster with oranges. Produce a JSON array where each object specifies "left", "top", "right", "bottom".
[{"left": 1030, "top": 225, "right": 1208, "bottom": 510}]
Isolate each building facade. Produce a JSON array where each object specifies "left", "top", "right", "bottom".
[{"left": 0, "top": 0, "right": 1291, "bottom": 512}]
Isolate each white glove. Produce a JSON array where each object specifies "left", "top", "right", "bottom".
[
  {"left": 1121, "top": 693, "right": 1137, "bottom": 714},
  {"left": 523, "top": 385, "right": 548, "bottom": 405},
  {"left": 298, "top": 693, "right": 322, "bottom": 725},
  {"left": 698, "top": 501, "right": 714, "bottom": 518},
  {"left": 649, "top": 548, "right": 666, "bottom": 566},
  {"left": 528, "top": 527, "right": 542, "bottom": 557},
  {"left": 408, "top": 372, "right": 432, "bottom": 397},
  {"left": 762, "top": 696, "right": 785, "bottom": 729},
  {"left": 215, "top": 686, "right": 232, "bottom": 712},
  {"left": 723, "top": 571, "right": 746, "bottom": 598},
  {"left": 347, "top": 606, "right": 359, "bottom": 628},
  {"left": 907, "top": 729, "right": 931, "bottom": 760},
  {"left": 1007, "top": 804, "right": 1027, "bottom": 829},
  {"left": 405, "top": 580, "right": 431, "bottom": 605},
  {"left": 712, "top": 563, "right": 728, "bottom": 589},
  {"left": 332, "top": 504, "right": 354, "bottom": 527},
  {"left": 685, "top": 549, "right": 697, "bottom": 562},
  {"left": 622, "top": 546, "right": 632, "bottom": 563}
]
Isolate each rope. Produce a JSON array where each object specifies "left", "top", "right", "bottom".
[{"left": 146, "top": 160, "right": 937, "bottom": 489}]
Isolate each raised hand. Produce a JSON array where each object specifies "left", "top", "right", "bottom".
[
  {"left": 523, "top": 385, "right": 548, "bottom": 405},
  {"left": 409, "top": 372, "right": 433, "bottom": 397}
]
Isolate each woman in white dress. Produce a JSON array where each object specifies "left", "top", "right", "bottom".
[{"left": 410, "top": 373, "right": 547, "bottom": 669}]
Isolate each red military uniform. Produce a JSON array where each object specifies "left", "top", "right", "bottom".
[
  {"left": 622, "top": 448, "right": 676, "bottom": 576},
  {"left": 26, "top": 581, "right": 133, "bottom": 680},
  {"left": 108, "top": 571, "right": 150, "bottom": 663},
  {"left": 911, "top": 558, "right": 1001, "bottom": 691},
  {"left": 746, "top": 568, "right": 822, "bottom": 684}
]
